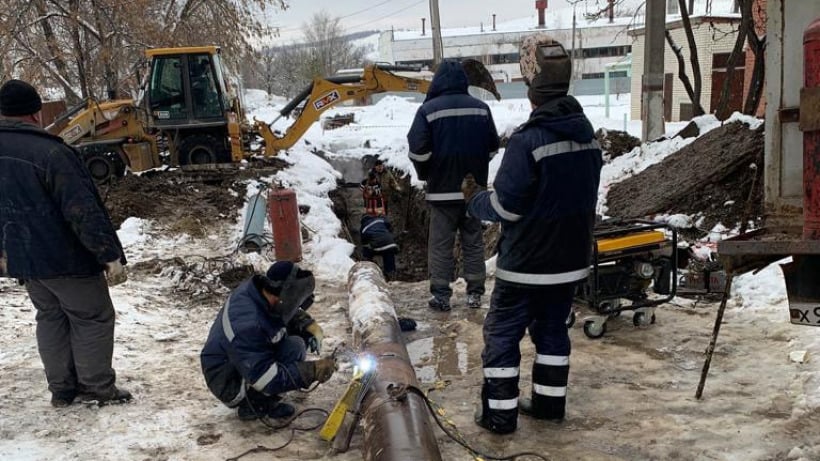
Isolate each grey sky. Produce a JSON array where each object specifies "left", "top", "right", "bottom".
[{"left": 266, "top": 0, "right": 579, "bottom": 40}]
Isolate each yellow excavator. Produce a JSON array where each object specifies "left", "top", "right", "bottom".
[{"left": 54, "top": 46, "right": 500, "bottom": 182}]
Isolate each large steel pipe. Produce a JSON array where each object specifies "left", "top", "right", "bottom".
[{"left": 347, "top": 262, "right": 442, "bottom": 461}]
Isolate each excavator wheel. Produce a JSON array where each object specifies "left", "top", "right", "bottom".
[
  {"left": 177, "top": 134, "right": 231, "bottom": 166},
  {"left": 80, "top": 145, "right": 127, "bottom": 184}
]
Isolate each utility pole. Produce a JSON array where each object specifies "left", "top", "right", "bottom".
[
  {"left": 641, "top": 0, "right": 666, "bottom": 141},
  {"left": 569, "top": 3, "right": 577, "bottom": 94},
  {"left": 429, "top": 0, "right": 443, "bottom": 66}
]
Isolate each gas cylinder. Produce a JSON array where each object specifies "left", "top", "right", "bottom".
[
  {"left": 268, "top": 186, "right": 303, "bottom": 262},
  {"left": 803, "top": 17, "right": 820, "bottom": 239}
]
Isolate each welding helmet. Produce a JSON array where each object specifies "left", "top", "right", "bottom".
[
  {"left": 263, "top": 261, "right": 316, "bottom": 322},
  {"left": 519, "top": 33, "right": 571, "bottom": 104}
]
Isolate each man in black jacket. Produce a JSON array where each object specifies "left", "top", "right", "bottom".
[
  {"left": 464, "top": 34, "right": 602, "bottom": 434},
  {"left": 407, "top": 60, "right": 500, "bottom": 311},
  {"left": 0, "top": 80, "right": 131, "bottom": 407}
]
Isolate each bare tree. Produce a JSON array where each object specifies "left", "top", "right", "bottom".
[
  {"left": 742, "top": 0, "right": 766, "bottom": 115},
  {"left": 259, "top": 13, "right": 372, "bottom": 98},
  {"left": 665, "top": 0, "right": 706, "bottom": 117},
  {"left": 0, "top": 0, "right": 286, "bottom": 102},
  {"left": 713, "top": 0, "right": 752, "bottom": 119},
  {"left": 301, "top": 12, "right": 371, "bottom": 79}
]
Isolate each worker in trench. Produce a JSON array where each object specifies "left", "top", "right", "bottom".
[
  {"left": 359, "top": 206, "right": 399, "bottom": 281},
  {"left": 463, "top": 33, "right": 602, "bottom": 434},
  {"left": 200, "top": 261, "right": 336, "bottom": 420}
]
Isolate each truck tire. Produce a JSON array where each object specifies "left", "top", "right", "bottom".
[
  {"left": 177, "top": 134, "right": 231, "bottom": 165},
  {"left": 80, "top": 145, "right": 127, "bottom": 184}
]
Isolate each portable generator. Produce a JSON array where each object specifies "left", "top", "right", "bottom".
[{"left": 574, "top": 220, "right": 678, "bottom": 339}]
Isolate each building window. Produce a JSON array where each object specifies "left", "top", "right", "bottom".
[
  {"left": 581, "top": 45, "right": 632, "bottom": 59},
  {"left": 581, "top": 71, "right": 627, "bottom": 80},
  {"left": 667, "top": 0, "right": 679, "bottom": 15}
]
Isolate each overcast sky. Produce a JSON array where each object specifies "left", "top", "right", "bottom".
[{"left": 265, "top": 0, "right": 586, "bottom": 41}]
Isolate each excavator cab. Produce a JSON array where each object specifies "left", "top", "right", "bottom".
[
  {"left": 143, "top": 46, "right": 236, "bottom": 165},
  {"left": 145, "top": 47, "right": 229, "bottom": 125}
]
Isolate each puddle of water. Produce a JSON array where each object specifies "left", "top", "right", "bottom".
[{"left": 407, "top": 336, "right": 474, "bottom": 383}]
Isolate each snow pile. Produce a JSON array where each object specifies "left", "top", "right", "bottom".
[
  {"left": 117, "top": 217, "right": 150, "bottom": 248},
  {"left": 731, "top": 260, "right": 791, "bottom": 314},
  {"left": 272, "top": 147, "right": 355, "bottom": 280},
  {"left": 242, "top": 89, "right": 287, "bottom": 112}
]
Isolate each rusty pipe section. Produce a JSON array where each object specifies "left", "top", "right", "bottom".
[{"left": 347, "top": 262, "right": 442, "bottom": 461}]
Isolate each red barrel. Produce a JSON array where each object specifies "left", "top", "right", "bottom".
[
  {"left": 804, "top": 17, "right": 820, "bottom": 239},
  {"left": 268, "top": 187, "right": 303, "bottom": 262}
]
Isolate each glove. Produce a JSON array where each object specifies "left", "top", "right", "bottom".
[
  {"left": 104, "top": 259, "right": 127, "bottom": 286},
  {"left": 461, "top": 174, "right": 485, "bottom": 202},
  {"left": 296, "top": 358, "right": 337, "bottom": 385},
  {"left": 305, "top": 321, "right": 324, "bottom": 354}
]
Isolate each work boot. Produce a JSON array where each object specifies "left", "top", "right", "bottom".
[
  {"left": 51, "top": 390, "right": 77, "bottom": 408},
  {"left": 266, "top": 402, "right": 296, "bottom": 419},
  {"left": 519, "top": 397, "right": 564, "bottom": 422},
  {"left": 474, "top": 404, "right": 516, "bottom": 434},
  {"left": 238, "top": 399, "right": 295, "bottom": 421},
  {"left": 428, "top": 296, "right": 451, "bottom": 312},
  {"left": 466, "top": 293, "right": 482, "bottom": 309},
  {"left": 237, "top": 399, "right": 261, "bottom": 421},
  {"left": 81, "top": 387, "right": 133, "bottom": 407}
]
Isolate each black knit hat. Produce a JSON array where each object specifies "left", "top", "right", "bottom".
[
  {"left": 265, "top": 261, "right": 295, "bottom": 295},
  {"left": 0, "top": 80, "right": 43, "bottom": 116}
]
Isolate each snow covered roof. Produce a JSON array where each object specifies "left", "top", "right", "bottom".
[{"left": 390, "top": 0, "right": 742, "bottom": 42}]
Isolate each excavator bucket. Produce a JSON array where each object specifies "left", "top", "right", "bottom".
[{"left": 460, "top": 58, "right": 501, "bottom": 101}]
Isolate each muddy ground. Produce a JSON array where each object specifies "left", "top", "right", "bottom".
[
  {"left": 1, "top": 163, "right": 817, "bottom": 461},
  {"left": 606, "top": 123, "right": 765, "bottom": 236}
]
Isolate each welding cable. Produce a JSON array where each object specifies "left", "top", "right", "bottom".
[
  {"left": 225, "top": 365, "right": 330, "bottom": 460},
  {"left": 225, "top": 405, "right": 329, "bottom": 461},
  {"left": 389, "top": 384, "right": 552, "bottom": 461}
]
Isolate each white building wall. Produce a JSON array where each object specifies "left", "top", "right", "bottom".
[
  {"left": 380, "top": 24, "right": 632, "bottom": 81},
  {"left": 630, "top": 18, "right": 741, "bottom": 122}
]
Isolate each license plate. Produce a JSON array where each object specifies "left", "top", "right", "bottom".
[{"left": 789, "top": 302, "right": 820, "bottom": 326}]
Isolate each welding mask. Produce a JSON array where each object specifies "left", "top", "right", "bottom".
[{"left": 263, "top": 263, "right": 316, "bottom": 323}]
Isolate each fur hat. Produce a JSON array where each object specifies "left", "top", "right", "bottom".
[
  {"left": 0, "top": 80, "right": 43, "bottom": 116},
  {"left": 519, "top": 33, "right": 571, "bottom": 105}
]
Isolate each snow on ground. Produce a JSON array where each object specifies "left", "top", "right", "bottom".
[{"left": 2, "top": 90, "right": 818, "bottom": 460}]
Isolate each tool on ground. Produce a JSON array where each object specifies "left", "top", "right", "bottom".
[
  {"left": 695, "top": 272, "right": 735, "bottom": 399},
  {"left": 319, "top": 354, "right": 378, "bottom": 451},
  {"left": 576, "top": 219, "right": 678, "bottom": 339}
]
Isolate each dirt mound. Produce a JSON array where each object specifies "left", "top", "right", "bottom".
[
  {"left": 100, "top": 165, "right": 286, "bottom": 229},
  {"left": 596, "top": 128, "right": 641, "bottom": 160},
  {"left": 606, "top": 122, "right": 764, "bottom": 235}
]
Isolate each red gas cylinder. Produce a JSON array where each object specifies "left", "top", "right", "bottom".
[
  {"left": 804, "top": 17, "right": 820, "bottom": 240},
  {"left": 268, "top": 186, "right": 303, "bottom": 262}
]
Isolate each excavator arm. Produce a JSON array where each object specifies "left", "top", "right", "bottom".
[{"left": 254, "top": 60, "right": 499, "bottom": 156}]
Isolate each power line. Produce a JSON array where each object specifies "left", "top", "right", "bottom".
[
  {"left": 272, "top": 0, "right": 411, "bottom": 36},
  {"left": 346, "top": 0, "right": 427, "bottom": 32},
  {"left": 339, "top": 0, "right": 395, "bottom": 19}
]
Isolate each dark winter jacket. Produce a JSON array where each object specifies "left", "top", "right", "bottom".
[
  {"left": 0, "top": 119, "right": 124, "bottom": 278},
  {"left": 407, "top": 60, "right": 499, "bottom": 203},
  {"left": 360, "top": 215, "right": 397, "bottom": 253},
  {"left": 468, "top": 96, "right": 602, "bottom": 285},
  {"left": 200, "top": 276, "right": 315, "bottom": 400}
]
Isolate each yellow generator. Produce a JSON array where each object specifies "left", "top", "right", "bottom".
[{"left": 575, "top": 220, "right": 678, "bottom": 339}]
